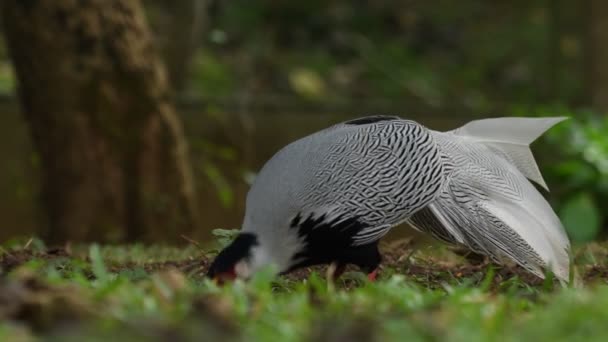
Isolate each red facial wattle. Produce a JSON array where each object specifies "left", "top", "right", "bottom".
[{"left": 214, "top": 267, "right": 237, "bottom": 284}]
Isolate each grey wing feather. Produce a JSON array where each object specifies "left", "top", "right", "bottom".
[
  {"left": 351, "top": 224, "right": 392, "bottom": 245},
  {"left": 408, "top": 128, "right": 570, "bottom": 282},
  {"left": 407, "top": 180, "right": 547, "bottom": 276},
  {"left": 408, "top": 205, "right": 464, "bottom": 246},
  {"left": 297, "top": 119, "right": 447, "bottom": 246}
]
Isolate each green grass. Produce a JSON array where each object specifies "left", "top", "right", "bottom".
[{"left": 1, "top": 238, "right": 608, "bottom": 341}]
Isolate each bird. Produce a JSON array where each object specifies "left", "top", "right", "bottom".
[{"left": 207, "top": 115, "right": 571, "bottom": 283}]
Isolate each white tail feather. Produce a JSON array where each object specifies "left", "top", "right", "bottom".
[
  {"left": 483, "top": 191, "right": 570, "bottom": 282},
  {"left": 451, "top": 117, "right": 568, "bottom": 190}
]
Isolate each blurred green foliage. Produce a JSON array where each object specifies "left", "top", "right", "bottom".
[
  {"left": 189, "top": 0, "right": 584, "bottom": 111},
  {"left": 512, "top": 107, "right": 608, "bottom": 242},
  {"left": 192, "top": 51, "right": 236, "bottom": 99},
  {"left": 560, "top": 193, "right": 600, "bottom": 243},
  {"left": 549, "top": 115, "right": 608, "bottom": 242},
  {"left": 0, "top": 1, "right": 591, "bottom": 111},
  {"left": 211, "top": 228, "right": 240, "bottom": 249}
]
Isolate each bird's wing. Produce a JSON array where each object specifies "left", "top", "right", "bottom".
[
  {"left": 408, "top": 129, "right": 570, "bottom": 282},
  {"left": 410, "top": 166, "right": 569, "bottom": 282},
  {"left": 300, "top": 119, "right": 448, "bottom": 247},
  {"left": 350, "top": 224, "right": 393, "bottom": 246}
]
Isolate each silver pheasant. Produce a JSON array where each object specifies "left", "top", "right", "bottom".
[{"left": 207, "top": 116, "right": 570, "bottom": 283}]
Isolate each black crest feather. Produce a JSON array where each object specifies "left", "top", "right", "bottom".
[{"left": 344, "top": 115, "right": 400, "bottom": 126}]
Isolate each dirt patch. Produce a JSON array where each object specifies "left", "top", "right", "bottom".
[
  {"left": 0, "top": 248, "right": 71, "bottom": 274},
  {"left": 582, "top": 265, "right": 608, "bottom": 283},
  {"left": 0, "top": 246, "right": 208, "bottom": 279}
]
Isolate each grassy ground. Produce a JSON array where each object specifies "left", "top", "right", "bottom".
[{"left": 1, "top": 236, "right": 608, "bottom": 341}]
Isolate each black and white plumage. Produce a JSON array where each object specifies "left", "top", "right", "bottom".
[{"left": 207, "top": 115, "right": 570, "bottom": 283}]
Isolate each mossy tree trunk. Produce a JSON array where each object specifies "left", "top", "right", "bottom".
[{"left": 1, "top": 0, "right": 199, "bottom": 243}]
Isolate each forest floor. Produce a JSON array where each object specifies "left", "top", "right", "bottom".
[{"left": 1, "top": 236, "right": 608, "bottom": 341}]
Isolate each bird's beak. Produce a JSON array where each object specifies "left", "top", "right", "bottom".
[
  {"left": 211, "top": 276, "right": 225, "bottom": 286},
  {"left": 212, "top": 272, "right": 236, "bottom": 285}
]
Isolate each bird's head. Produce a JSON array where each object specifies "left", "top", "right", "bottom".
[
  {"left": 207, "top": 228, "right": 305, "bottom": 283},
  {"left": 207, "top": 233, "right": 262, "bottom": 283}
]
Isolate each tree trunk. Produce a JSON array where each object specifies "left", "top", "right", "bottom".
[
  {"left": 584, "top": 0, "right": 608, "bottom": 112},
  {"left": 1, "top": 0, "right": 199, "bottom": 243},
  {"left": 147, "top": 0, "right": 209, "bottom": 92}
]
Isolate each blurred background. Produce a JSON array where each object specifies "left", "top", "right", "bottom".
[{"left": 0, "top": 0, "right": 607, "bottom": 245}]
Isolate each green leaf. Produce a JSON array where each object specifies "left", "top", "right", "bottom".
[
  {"left": 560, "top": 193, "right": 601, "bottom": 243},
  {"left": 89, "top": 244, "right": 109, "bottom": 283},
  {"left": 211, "top": 228, "right": 240, "bottom": 238},
  {"left": 288, "top": 67, "right": 326, "bottom": 99},
  {"left": 203, "top": 164, "right": 234, "bottom": 208},
  {"left": 212, "top": 228, "right": 240, "bottom": 248}
]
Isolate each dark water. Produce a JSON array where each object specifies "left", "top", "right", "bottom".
[{"left": 0, "top": 100, "right": 473, "bottom": 242}]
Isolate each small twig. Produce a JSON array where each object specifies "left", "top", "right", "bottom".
[
  {"left": 326, "top": 262, "right": 338, "bottom": 291},
  {"left": 399, "top": 247, "right": 419, "bottom": 267},
  {"left": 180, "top": 234, "right": 202, "bottom": 248},
  {"left": 326, "top": 262, "right": 337, "bottom": 281},
  {"left": 64, "top": 241, "right": 72, "bottom": 255},
  {"left": 23, "top": 237, "right": 33, "bottom": 250}
]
